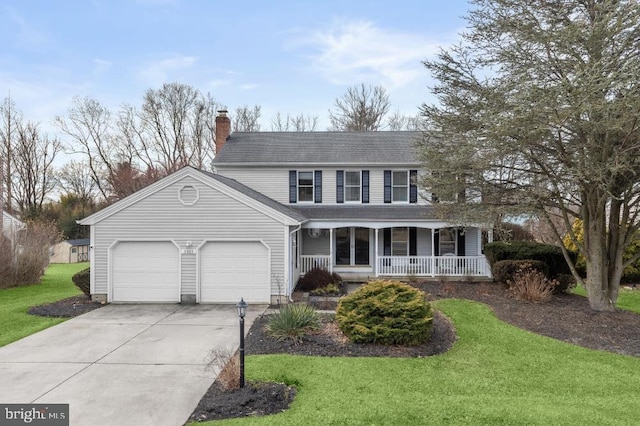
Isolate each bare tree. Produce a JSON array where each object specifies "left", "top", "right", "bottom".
[
  {"left": 0, "top": 96, "right": 20, "bottom": 214},
  {"left": 328, "top": 84, "right": 391, "bottom": 131},
  {"left": 12, "top": 121, "right": 62, "bottom": 218},
  {"left": 138, "top": 83, "right": 219, "bottom": 173},
  {"left": 232, "top": 105, "right": 261, "bottom": 132},
  {"left": 56, "top": 96, "right": 117, "bottom": 200},
  {"left": 270, "top": 112, "right": 319, "bottom": 131},
  {"left": 56, "top": 160, "right": 98, "bottom": 202},
  {"left": 58, "top": 84, "right": 220, "bottom": 202},
  {"left": 386, "top": 111, "right": 422, "bottom": 131},
  {"left": 419, "top": 0, "right": 640, "bottom": 311}
]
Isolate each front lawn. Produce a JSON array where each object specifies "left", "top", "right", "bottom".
[
  {"left": 0, "top": 262, "right": 88, "bottom": 347},
  {"left": 198, "top": 299, "right": 640, "bottom": 425}
]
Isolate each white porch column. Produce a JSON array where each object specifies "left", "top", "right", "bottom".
[
  {"left": 374, "top": 228, "right": 379, "bottom": 277},
  {"left": 488, "top": 228, "right": 494, "bottom": 244},
  {"left": 431, "top": 228, "right": 436, "bottom": 277},
  {"left": 329, "top": 228, "right": 334, "bottom": 273}
]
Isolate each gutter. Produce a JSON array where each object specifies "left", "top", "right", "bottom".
[{"left": 288, "top": 222, "right": 306, "bottom": 302}]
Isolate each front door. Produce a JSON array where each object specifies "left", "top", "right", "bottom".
[{"left": 335, "top": 227, "right": 370, "bottom": 266}]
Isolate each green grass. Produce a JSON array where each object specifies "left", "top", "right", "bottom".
[
  {"left": 572, "top": 284, "right": 640, "bottom": 313},
  {"left": 194, "top": 299, "right": 640, "bottom": 426},
  {"left": 0, "top": 263, "right": 88, "bottom": 347}
]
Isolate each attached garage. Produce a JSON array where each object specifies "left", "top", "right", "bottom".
[
  {"left": 200, "top": 241, "right": 270, "bottom": 303},
  {"left": 111, "top": 241, "right": 180, "bottom": 302}
]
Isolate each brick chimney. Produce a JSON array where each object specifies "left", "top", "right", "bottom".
[{"left": 215, "top": 110, "right": 231, "bottom": 154}]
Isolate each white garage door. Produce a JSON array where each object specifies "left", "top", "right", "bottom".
[
  {"left": 200, "top": 241, "right": 270, "bottom": 303},
  {"left": 112, "top": 241, "right": 179, "bottom": 302}
]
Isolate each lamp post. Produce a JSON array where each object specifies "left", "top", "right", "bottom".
[{"left": 236, "top": 298, "right": 248, "bottom": 388}]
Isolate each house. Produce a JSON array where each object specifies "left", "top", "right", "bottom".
[
  {"left": 78, "top": 111, "right": 492, "bottom": 304},
  {"left": 2, "top": 210, "right": 25, "bottom": 244},
  {"left": 50, "top": 238, "right": 90, "bottom": 263}
]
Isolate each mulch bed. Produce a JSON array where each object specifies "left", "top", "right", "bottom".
[
  {"left": 414, "top": 281, "right": 640, "bottom": 358},
  {"left": 27, "top": 282, "right": 640, "bottom": 423},
  {"left": 28, "top": 294, "right": 104, "bottom": 317}
]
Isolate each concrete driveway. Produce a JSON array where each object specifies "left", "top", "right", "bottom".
[{"left": 0, "top": 304, "right": 266, "bottom": 426}]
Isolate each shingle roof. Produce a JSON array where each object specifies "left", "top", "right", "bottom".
[
  {"left": 290, "top": 205, "right": 438, "bottom": 221},
  {"left": 213, "top": 131, "right": 424, "bottom": 166},
  {"left": 66, "top": 238, "right": 90, "bottom": 246}
]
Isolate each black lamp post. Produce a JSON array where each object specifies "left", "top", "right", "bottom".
[{"left": 236, "top": 298, "right": 248, "bottom": 388}]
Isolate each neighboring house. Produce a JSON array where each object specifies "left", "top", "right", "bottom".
[
  {"left": 79, "top": 111, "right": 492, "bottom": 304},
  {"left": 50, "top": 238, "right": 90, "bottom": 263},
  {"left": 2, "top": 210, "right": 25, "bottom": 244}
]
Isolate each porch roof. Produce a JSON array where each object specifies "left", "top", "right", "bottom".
[{"left": 291, "top": 205, "right": 437, "bottom": 221}]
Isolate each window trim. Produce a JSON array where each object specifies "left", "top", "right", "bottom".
[
  {"left": 343, "top": 170, "right": 362, "bottom": 203},
  {"left": 297, "top": 170, "right": 315, "bottom": 203},
  {"left": 392, "top": 170, "right": 410, "bottom": 203}
]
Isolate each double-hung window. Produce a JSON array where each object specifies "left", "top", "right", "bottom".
[
  {"left": 298, "top": 171, "right": 314, "bottom": 202},
  {"left": 337, "top": 170, "right": 369, "bottom": 203},
  {"left": 391, "top": 228, "right": 409, "bottom": 256},
  {"left": 392, "top": 171, "right": 409, "bottom": 202},
  {"left": 290, "top": 170, "right": 322, "bottom": 203},
  {"left": 344, "top": 171, "right": 361, "bottom": 202},
  {"left": 384, "top": 170, "right": 417, "bottom": 204}
]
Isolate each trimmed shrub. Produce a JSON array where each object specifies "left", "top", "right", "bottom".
[
  {"left": 296, "top": 267, "right": 342, "bottom": 292},
  {"left": 309, "top": 282, "right": 343, "bottom": 296},
  {"left": 492, "top": 259, "right": 547, "bottom": 284},
  {"left": 267, "top": 303, "right": 320, "bottom": 343},
  {"left": 72, "top": 267, "right": 91, "bottom": 296},
  {"left": 336, "top": 280, "right": 433, "bottom": 346},
  {"left": 484, "top": 241, "right": 576, "bottom": 278},
  {"left": 508, "top": 264, "right": 558, "bottom": 303}
]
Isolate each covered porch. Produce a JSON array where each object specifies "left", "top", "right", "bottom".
[{"left": 296, "top": 225, "right": 492, "bottom": 280}]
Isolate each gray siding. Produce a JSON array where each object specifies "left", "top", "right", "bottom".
[
  {"left": 217, "top": 166, "right": 430, "bottom": 206},
  {"left": 217, "top": 167, "right": 289, "bottom": 204},
  {"left": 181, "top": 253, "right": 197, "bottom": 295},
  {"left": 91, "top": 175, "right": 288, "bottom": 299}
]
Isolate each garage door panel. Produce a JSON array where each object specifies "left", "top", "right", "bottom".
[
  {"left": 112, "top": 241, "right": 179, "bottom": 302},
  {"left": 200, "top": 242, "right": 270, "bottom": 303}
]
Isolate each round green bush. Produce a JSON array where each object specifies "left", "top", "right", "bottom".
[{"left": 336, "top": 280, "right": 433, "bottom": 345}]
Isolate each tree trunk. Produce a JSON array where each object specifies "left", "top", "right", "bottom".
[{"left": 583, "top": 208, "right": 617, "bottom": 312}]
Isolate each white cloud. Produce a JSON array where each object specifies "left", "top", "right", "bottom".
[
  {"left": 92, "top": 58, "right": 112, "bottom": 75},
  {"left": 137, "top": 54, "right": 198, "bottom": 86},
  {"left": 206, "top": 79, "right": 231, "bottom": 89},
  {"left": 239, "top": 83, "right": 259, "bottom": 90},
  {"left": 297, "top": 19, "right": 447, "bottom": 89}
]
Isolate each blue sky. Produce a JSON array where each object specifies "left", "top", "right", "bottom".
[{"left": 0, "top": 0, "right": 471, "bottom": 132}]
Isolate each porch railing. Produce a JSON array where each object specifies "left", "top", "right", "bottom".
[
  {"left": 377, "top": 255, "right": 491, "bottom": 277},
  {"left": 301, "top": 255, "right": 331, "bottom": 274},
  {"left": 301, "top": 254, "right": 491, "bottom": 277}
]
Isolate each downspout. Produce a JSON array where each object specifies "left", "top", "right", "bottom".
[{"left": 288, "top": 223, "right": 303, "bottom": 302}]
